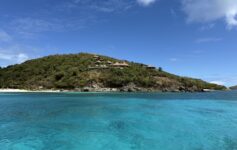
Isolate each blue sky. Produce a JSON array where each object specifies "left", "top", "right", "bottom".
[{"left": 0, "top": 0, "right": 237, "bottom": 86}]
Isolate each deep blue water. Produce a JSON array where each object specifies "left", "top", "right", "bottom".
[{"left": 0, "top": 91, "right": 237, "bottom": 150}]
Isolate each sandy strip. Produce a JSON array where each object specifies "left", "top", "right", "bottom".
[{"left": 0, "top": 89, "right": 61, "bottom": 93}]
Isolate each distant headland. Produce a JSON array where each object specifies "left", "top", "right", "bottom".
[
  {"left": 0, "top": 53, "right": 226, "bottom": 92},
  {"left": 230, "top": 86, "right": 237, "bottom": 90}
]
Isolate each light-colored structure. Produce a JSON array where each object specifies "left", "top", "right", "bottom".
[
  {"left": 147, "top": 65, "right": 156, "bottom": 69},
  {"left": 112, "top": 62, "right": 129, "bottom": 67}
]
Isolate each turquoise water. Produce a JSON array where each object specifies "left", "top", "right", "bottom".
[{"left": 0, "top": 92, "right": 237, "bottom": 150}]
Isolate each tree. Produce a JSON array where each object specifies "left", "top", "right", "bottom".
[{"left": 158, "top": 67, "right": 163, "bottom": 72}]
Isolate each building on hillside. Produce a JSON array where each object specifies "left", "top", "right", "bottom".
[
  {"left": 146, "top": 65, "right": 156, "bottom": 69},
  {"left": 95, "top": 60, "right": 102, "bottom": 64},
  {"left": 111, "top": 62, "right": 129, "bottom": 68},
  {"left": 93, "top": 55, "right": 99, "bottom": 59},
  {"left": 107, "top": 61, "right": 113, "bottom": 65},
  {"left": 93, "top": 55, "right": 102, "bottom": 61},
  {"left": 88, "top": 64, "right": 108, "bottom": 69}
]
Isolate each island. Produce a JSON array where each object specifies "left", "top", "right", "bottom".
[
  {"left": 0, "top": 53, "right": 226, "bottom": 92},
  {"left": 230, "top": 86, "right": 237, "bottom": 90}
]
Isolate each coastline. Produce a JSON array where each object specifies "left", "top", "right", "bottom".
[
  {"left": 0, "top": 89, "right": 61, "bottom": 93},
  {"left": 0, "top": 88, "right": 227, "bottom": 93}
]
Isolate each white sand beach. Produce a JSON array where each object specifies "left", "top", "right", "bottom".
[
  {"left": 0, "top": 89, "right": 28, "bottom": 92},
  {"left": 0, "top": 89, "right": 61, "bottom": 93}
]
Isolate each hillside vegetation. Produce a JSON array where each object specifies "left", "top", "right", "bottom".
[
  {"left": 0, "top": 53, "right": 226, "bottom": 92},
  {"left": 230, "top": 86, "right": 237, "bottom": 90}
]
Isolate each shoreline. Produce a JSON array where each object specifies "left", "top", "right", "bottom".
[
  {"left": 0, "top": 88, "right": 228, "bottom": 93},
  {"left": 0, "top": 89, "right": 61, "bottom": 93}
]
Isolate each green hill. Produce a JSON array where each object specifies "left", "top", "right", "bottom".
[
  {"left": 0, "top": 53, "right": 226, "bottom": 92},
  {"left": 230, "top": 86, "right": 237, "bottom": 90}
]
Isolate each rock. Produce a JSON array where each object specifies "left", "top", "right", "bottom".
[
  {"left": 82, "top": 87, "right": 92, "bottom": 92},
  {"left": 120, "top": 83, "right": 139, "bottom": 92}
]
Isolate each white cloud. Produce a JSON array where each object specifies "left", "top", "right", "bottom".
[
  {"left": 169, "top": 58, "right": 178, "bottom": 62},
  {"left": 195, "top": 37, "right": 222, "bottom": 43},
  {"left": 0, "top": 53, "right": 13, "bottom": 60},
  {"left": 0, "top": 53, "right": 29, "bottom": 64},
  {"left": 199, "top": 24, "right": 215, "bottom": 31},
  {"left": 0, "top": 45, "right": 33, "bottom": 66},
  {"left": 182, "top": 0, "right": 237, "bottom": 28},
  {"left": 60, "top": 0, "right": 134, "bottom": 13},
  {"left": 10, "top": 18, "right": 63, "bottom": 36},
  {"left": 203, "top": 75, "right": 237, "bottom": 86},
  {"left": 137, "top": 0, "right": 156, "bottom": 6},
  {"left": 0, "top": 30, "right": 12, "bottom": 42},
  {"left": 17, "top": 53, "right": 29, "bottom": 63},
  {"left": 193, "top": 50, "right": 203, "bottom": 54},
  {"left": 210, "top": 81, "right": 226, "bottom": 85}
]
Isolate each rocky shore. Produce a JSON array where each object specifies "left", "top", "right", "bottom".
[
  {"left": 0, "top": 86, "right": 216, "bottom": 93},
  {"left": 59, "top": 83, "right": 213, "bottom": 93}
]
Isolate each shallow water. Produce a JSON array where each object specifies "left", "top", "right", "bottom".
[{"left": 0, "top": 91, "right": 237, "bottom": 150}]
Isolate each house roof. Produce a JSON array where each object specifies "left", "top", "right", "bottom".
[{"left": 112, "top": 62, "right": 129, "bottom": 67}]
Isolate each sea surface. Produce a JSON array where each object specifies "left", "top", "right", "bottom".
[{"left": 0, "top": 91, "right": 237, "bottom": 150}]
